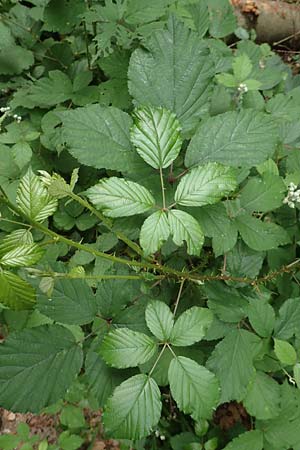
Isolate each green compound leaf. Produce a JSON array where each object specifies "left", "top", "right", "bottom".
[
  {"left": 86, "top": 177, "right": 155, "bottom": 218},
  {"left": 274, "top": 338, "right": 297, "bottom": 366},
  {"left": 128, "top": 16, "right": 214, "bottom": 135},
  {"left": 0, "top": 271, "right": 36, "bottom": 311},
  {"left": 103, "top": 374, "right": 162, "bottom": 439},
  {"left": 38, "top": 278, "right": 97, "bottom": 325},
  {"left": 239, "top": 173, "right": 286, "bottom": 213},
  {"left": 168, "top": 210, "right": 204, "bottom": 256},
  {"left": 0, "top": 325, "right": 83, "bottom": 412},
  {"left": 174, "top": 163, "right": 237, "bottom": 207},
  {"left": 130, "top": 106, "right": 182, "bottom": 169},
  {"left": 0, "top": 244, "right": 44, "bottom": 268},
  {"left": 236, "top": 215, "right": 290, "bottom": 251},
  {"left": 58, "top": 105, "right": 139, "bottom": 172},
  {"left": 145, "top": 300, "right": 174, "bottom": 341},
  {"left": 207, "top": 329, "right": 262, "bottom": 402},
  {"left": 16, "top": 167, "right": 58, "bottom": 223},
  {"left": 185, "top": 110, "right": 278, "bottom": 168},
  {"left": 100, "top": 328, "right": 157, "bottom": 368},
  {"left": 222, "top": 430, "right": 263, "bottom": 450},
  {"left": 244, "top": 371, "right": 280, "bottom": 420},
  {"left": 170, "top": 307, "right": 213, "bottom": 346},
  {"left": 140, "top": 210, "right": 170, "bottom": 255},
  {"left": 168, "top": 356, "right": 219, "bottom": 420},
  {"left": 0, "top": 229, "right": 33, "bottom": 258}
]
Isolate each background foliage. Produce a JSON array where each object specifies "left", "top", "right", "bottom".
[{"left": 1, "top": 0, "right": 300, "bottom": 449}]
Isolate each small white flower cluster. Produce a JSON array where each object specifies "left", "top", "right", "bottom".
[
  {"left": 283, "top": 182, "right": 300, "bottom": 209},
  {"left": 0, "top": 106, "right": 22, "bottom": 123},
  {"left": 238, "top": 83, "right": 248, "bottom": 94},
  {"left": 154, "top": 430, "right": 166, "bottom": 440}
]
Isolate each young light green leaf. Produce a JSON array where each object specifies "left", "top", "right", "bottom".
[
  {"left": 0, "top": 324, "right": 83, "bottom": 412},
  {"left": 145, "top": 300, "right": 174, "bottom": 341},
  {"left": 100, "top": 328, "right": 157, "bottom": 368},
  {"left": 86, "top": 177, "right": 155, "bottom": 217},
  {"left": 222, "top": 430, "right": 263, "bottom": 450},
  {"left": 207, "top": 329, "right": 262, "bottom": 402},
  {"left": 168, "top": 210, "right": 204, "bottom": 256},
  {"left": 168, "top": 356, "right": 219, "bottom": 420},
  {"left": 175, "top": 163, "right": 237, "bottom": 207},
  {"left": 128, "top": 16, "right": 214, "bottom": 135},
  {"left": 16, "top": 167, "right": 58, "bottom": 222},
  {"left": 0, "top": 244, "right": 44, "bottom": 268},
  {"left": 236, "top": 215, "right": 290, "bottom": 251},
  {"left": 216, "top": 73, "right": 237, "bottom": 88},
  {"left": 0, "top": 270, "right": 36, "bottom": 310},
  {"left": 0, "top": 229, "right": 33, "bottom": 258},
  {"left": 140, "top": 210, "right": 170, "bottom": 255},
  {"left": 244, "top": 372, "right": 280, "bottom": 420},
  {"left": 185, "top": 110, "right": 278, "bottom": 168},
  {"left": 232, "top": 54, "right": 252, "bottom": 82},
  {"left": 131, "top": 106, "right": 182, "bottom": 169},
  {"left": 240, "top": 173, "right": 286, "bottom": 212},
  {"left": 103, "top": 374, "right": 161, "bottom": 439},
  {"left": 170, "top": 307, "right": 213, "bottom": 346},
  {"left": 274, "top": 339, "right": 297, "bottom": 366},
  {"left": 247, "top": 299, "right": 275, "bottom": 337}
]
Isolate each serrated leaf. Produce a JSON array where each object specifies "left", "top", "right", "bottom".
[
  {"left": 226, "top": 240, "right": 264, "bottom": 280},
  {"left": 16, "top": 167, "right": 58, "bottom": 222},
  {"left": 95, "top": 277, "right": 140, "bottom": 318},
  {"left": 100, "top": 328, "right": 157, "bottom": 368},
  {"left": 0, "top": 229, "right": 33, "bottom": 258},
  {"left": 0, "top": 324, "right": 83, "bottom": 412},
  {"left": 145, "top": 300, "right": 174, "bottom": 341},
  {"left": 140, "top": 210, "right": 170, "bottom": 255},
  {"left": 58, "top": 105, "right": 139, "bottom": 173},
  {"left": 168, "top": 356, "right": 219, "bottom": 420},
  {"left": 240, "top": 173, "right": 286, "bottom": 212},
  {"left": 222, "top": 430, "right": 263, "bottom": 450},
  {"left": 0, "top": 271, "right": 36, "bottom": 310},
  {"left": 0, "top": 45, "right": 34, "bottom": 75},
  {"left": 103, "top": 374, "right": 162, "bottom": 439},
  {"left": 168, "top": 210, "right": 204, "bottom": 256},
  {"left": 205, "top": 282, "right": 248, "bottom": 323},
  {"left": 170, "top": 307, "right": 213, "bottom": 346},
  {"left": 208, "top": 0, "right": 237, "bottom": 38},
  {"left": 37, "top": 279, "right": 97, "bottom": 325},
  {"left": 175, "top": 163, "right": 237, "bottom": 207},
  {"left": 274, "top": 339, "right": 297, "bottom": 366},
  {"left": 236, "top": 215, "right": 290, "bottom": 251},
  {"left": 247, "top": 299, "right": 275, "bottom": 337},
  {"left": 130, "top": 106, "right": 182, "bottom": 169},
  {"left": 12, "top": 142, "right": 32, "bottom": 170},
  {"left": 274, "top": 297, "right": 300, "bottom": 339},
  {"left": 0, "top": 244, "right": 44, "bottom": 268},
  {"left": 207, "top": 329, "right": 262, "bottom": 402},
  {"left": 86, "top": 177, "right": 155, "bottom": 218},
  {"left": 128, "top": 16, "right": 214, "bottom": 135},
  {"left": 232, "top": 53, "right": 252, "bottom": 81},
  {"left": 244, "top": 372, "right": 280, "bottom": 420},
  {"left": 185, "top": 110, "right": 278, "bottom": 168}
]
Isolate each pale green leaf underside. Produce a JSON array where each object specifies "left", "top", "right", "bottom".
[
  {"left": 171, "top": 307, "right": 213, "bottom": 346},
  {"left": 168, "top": 356, "right": 219, "bottom": 420},
  {"left": 86, "top": 177, "right": 155, "bottom": 217},
  {"left": 145, "top": 300, "right": 174, "bottom": 341},
  {"left": 0, "top": 271, "right": 36, "bottom": 310},
  {"left": 0, "top": 229, "right": 33, "bottom": 258},
  {"left": 130, "top": 106, "right": 182, "bottom": 169},
  {"left": 140, "top": 210, "right": 170, "bottom": 255},
  {"left": 185, "top": 109, "right": 278, "bottom": 168},
  {"left": 103, "top": 374, "right": 161, "bottom": 439},
  {"left": 16, "top": 167, "right": 58, "bottom": 222},
  {"left": 168, "top": 210, "right": 204, "bottom": 256},
  {"left": 100, "top": 328, "right": 157, "bottom": 368},
  {"left": 0, "top": 244, "right": 43, "bottom": 268},
  {"left": 0, "top": 325, "right": 83, "bottom": 412},
  {"left": 175, "top": 162, "right": 237, "bottom": 207}
]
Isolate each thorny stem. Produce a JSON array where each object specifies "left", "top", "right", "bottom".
[
  {"left": 173, "top": 279, "right": 185, "bottom": 316},
  {"left": 26, "top": 269, "right": 164, "bottom": 282}
]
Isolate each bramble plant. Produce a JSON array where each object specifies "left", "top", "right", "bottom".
[{"left": 1, "top": 0, "right": 300, "bottom": 449}]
